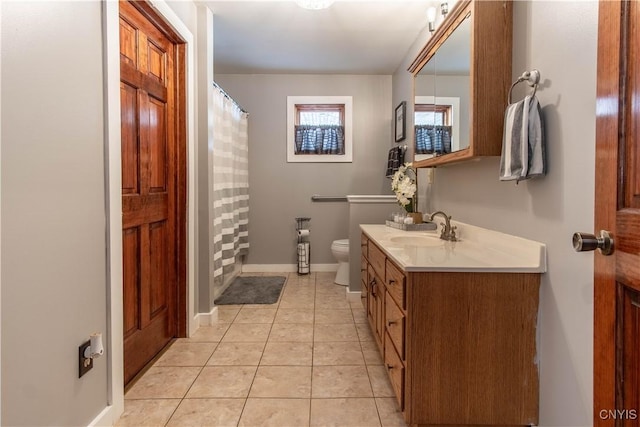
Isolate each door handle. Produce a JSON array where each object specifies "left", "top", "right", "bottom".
[{"left": 572, "top": 230, "right": 614, "bottom": 255}]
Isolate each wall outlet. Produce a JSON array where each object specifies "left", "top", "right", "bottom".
[{"left": 78, "top": 340, "right": 93, "bottom": 378}]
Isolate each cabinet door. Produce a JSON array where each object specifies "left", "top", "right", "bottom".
[
  {"left": 384, "top": 332, "right": 405, "bottom": 411},
  {"left": 385, "top": 295, "right": 405, "bottom": 360},
  {"left": 367, "top": 267, "right": 384, "bottom": 350},
  {"left": 360, "top": 256, "right": 368, "bottom": 310},
  {"left": 375, "top": 285, "right": 385, "bottom": 344},
  {"left": 367, "top": 266, "right": 376, "bottom": 322}
]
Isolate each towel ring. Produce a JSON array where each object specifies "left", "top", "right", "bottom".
[{"left": 508, "top": 69, "right": 541, "bottom": 104}]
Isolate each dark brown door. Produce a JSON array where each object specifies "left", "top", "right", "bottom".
[
  {"left": 119, "top": 0, "right": 186, "bottom": 385},
  {"left": 594, "top": 1, "right": 640, "bottom": 424}
]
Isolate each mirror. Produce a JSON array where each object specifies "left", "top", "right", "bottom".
[{"left": 414, "top": 15, "right": 471, "bottom": 162}]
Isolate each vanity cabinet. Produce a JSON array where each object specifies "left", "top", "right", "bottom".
[{"left": 361, "top": 233, "right": 540, "bottom": 426}]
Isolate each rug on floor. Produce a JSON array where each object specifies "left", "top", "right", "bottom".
[{"left": 213, "top": 276, "right": 286, "bottom": 305}]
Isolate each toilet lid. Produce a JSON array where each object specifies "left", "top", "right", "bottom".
[{"left": 333, "top": 239, "right": 349, "bottom": 247}]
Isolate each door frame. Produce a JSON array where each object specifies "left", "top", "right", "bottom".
[{"left": 95, "top": 1, "right": 196, "bottom": 424}]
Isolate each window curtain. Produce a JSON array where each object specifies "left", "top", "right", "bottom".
[
  {"left": 210, "top": 86, "right": 249, "bottom": 289},
  {"left": 294, "top": 125, "right": 345, "bottom": 155},
  {"left": 415, "top": 125, "right": 452, "bottom": 154}
]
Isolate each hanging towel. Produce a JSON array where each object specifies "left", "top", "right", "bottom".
[
  {"left": 500, "top": 95, "right": 545, "bottom": 182},
  {"left": 385, "top": 146, "right": 405, "bottom": 177}
]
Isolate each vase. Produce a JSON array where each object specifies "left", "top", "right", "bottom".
[{"left": 408, "top": 212, "right": 423, "bottom": 224}]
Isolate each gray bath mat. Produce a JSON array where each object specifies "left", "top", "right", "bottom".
[{"left": 214, "top": 276, "right": 286, "bottom": 305}]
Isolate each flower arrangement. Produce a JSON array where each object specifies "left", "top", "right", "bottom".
[{"left": 391, "top": 162, "right": 417, "bottom": 213}]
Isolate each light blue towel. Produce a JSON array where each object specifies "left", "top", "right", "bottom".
[{"left": 500, "top": 95, "right": 545, "bottom": 182}]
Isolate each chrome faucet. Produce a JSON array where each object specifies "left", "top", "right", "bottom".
[{"left": 428, "top": 211, "right": 457, "bottom": 241}]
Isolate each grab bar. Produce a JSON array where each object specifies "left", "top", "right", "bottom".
[{"left": 311, "top": 195, "right": 348, "bottom": 202}]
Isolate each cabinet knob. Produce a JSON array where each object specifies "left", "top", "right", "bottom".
[
  {"left": 386, "top": 363, "right": 394, "bottom": 370},
  {"left": 388, "top": 279, "right": 396, "bottom": 286},
  {"left": 387, "top": 320, "right": 397, "bottom": 327}
]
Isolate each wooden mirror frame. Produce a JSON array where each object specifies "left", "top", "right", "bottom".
[{"left": 408, "top": 0, "right": 513, "bottom": 168}]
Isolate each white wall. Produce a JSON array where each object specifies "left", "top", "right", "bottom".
[
  {"left": 195, "top": 5, "right": 215, "bottom": 313},
  {"left": 393, "top": 1, "right": 597, "bottom": 425},
  {"left": 216, "top": 74, "right": 394, "bottom": 266},
  {"left": 1, "top": 2, "right": 108, "bottom": 425}
]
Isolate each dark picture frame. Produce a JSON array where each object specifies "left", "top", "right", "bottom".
[{"left": 395, "top": 101, "right": 406, "bottom": 142}]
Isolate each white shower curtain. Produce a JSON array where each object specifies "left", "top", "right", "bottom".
[{"left": 210, "top": 85, "right": 249, "bottom": 289}]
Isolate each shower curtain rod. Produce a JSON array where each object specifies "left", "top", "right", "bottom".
[{"left": 212, "top": 81, "right": 248, "bottom": 114}]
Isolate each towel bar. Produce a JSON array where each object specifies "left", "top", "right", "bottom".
[
  {"left": 508, "top": 69, "right": 541, "bottom": 104},
  {"left": 311, "top": 195, "right": 348, "bottom": 202}
]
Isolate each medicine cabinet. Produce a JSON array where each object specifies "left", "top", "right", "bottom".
[{"left": 409, "top": 0, "right": 513, "bottom": 167}]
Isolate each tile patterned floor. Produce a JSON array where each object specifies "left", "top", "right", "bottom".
[{"left": 116, "top": 272, "right": 408, "bottom": 427}]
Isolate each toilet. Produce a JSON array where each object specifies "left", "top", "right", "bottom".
[{"left": 331, "top": 239, "right": 350, "bottom": 286}]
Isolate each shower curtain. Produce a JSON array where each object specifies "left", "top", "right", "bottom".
[{"left": 210, "top": 85, "right": 249, "bottom": 289}]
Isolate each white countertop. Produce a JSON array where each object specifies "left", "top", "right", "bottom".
[{"left": 360, "top": 222, "right": 547, "bottom": 273}]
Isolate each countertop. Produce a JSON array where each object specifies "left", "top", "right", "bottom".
[{"left": 360, "top": 222, "right": 547, "bottom": 273}]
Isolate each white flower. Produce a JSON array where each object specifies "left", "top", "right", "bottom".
[{"left": 391, "top": 162, "right": 417, "bottom": 211}]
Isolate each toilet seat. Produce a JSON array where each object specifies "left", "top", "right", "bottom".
[{"left": 332, "top": 239, "right": 349, "bottom": 247}]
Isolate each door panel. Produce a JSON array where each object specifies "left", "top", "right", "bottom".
[
  {"left": 147, "top": 42, "right": 165, "bottom": 83},
  {"left": 123, "top": 227, "right": 140, "bottom": 339},
  {"left": 148, "top": 97, "right": 167, "bottom": 192},
  {"left": 619, "top": 286, "right": 640, "bottom": 419},
  {"left": 121, "top": 83, "right": 139, "bottom": 194},
  {"left": 119, "top": 18, "right": 137, "bottom": 67},
  {"left": 120, "top": 0, "right": 181, "bottom": 385},
  {"left": 149, "top": 220, "right": 168, "bottom": 317}
]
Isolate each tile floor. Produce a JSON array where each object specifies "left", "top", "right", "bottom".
[{"left": 116, "top": 272, "right": 408, "bottom": 427}]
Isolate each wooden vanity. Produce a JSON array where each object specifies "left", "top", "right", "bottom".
[{"left": 360, "top": 225, "right": 542, "bottom": 426}]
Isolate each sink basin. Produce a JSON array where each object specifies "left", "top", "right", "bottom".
[{"left": 389, "top": 235, "right": 443, "bottom": 247}]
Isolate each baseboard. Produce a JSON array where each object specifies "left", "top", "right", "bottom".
[
  {"left": 194, "top": 306, "right": 219, "bottom": 328},
  {"left": 241, "top": 264, "right": 338, "bottom": 273},
  {"left": 346, "top": 288, "right": 362, "bottom": 303},
  {"left": 88, "top": 402, "right": 122, "bottom": 427}
]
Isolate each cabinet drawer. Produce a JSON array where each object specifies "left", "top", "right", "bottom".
[
  {"left": 385, "top": 259, "right": 406, "bottom": 309},
  {"left": 384, "top": 332, "right": 405, "bottom": 411},
  {"left": 361, "top": 234, "right": 368, "bottom": 260},
  {"left": 385, "top": 296, "right": 405, "bottom": 360},
  {"left": 368, "top": 241, "right": 386, "bottom": 279}
]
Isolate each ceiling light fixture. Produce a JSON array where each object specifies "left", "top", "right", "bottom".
[{"left": 296, "top": 0, "right": 335, "bottom": 10}]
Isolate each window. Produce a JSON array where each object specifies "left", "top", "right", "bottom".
[
  {"left": 287, "top": 96, "right": 353, "bottom": 162},
  {"left": 414, "top": 96, "right": 460, "bottom": 158},
  {"left": 414, "top": 104, "right": 450, "bottom": 126}
]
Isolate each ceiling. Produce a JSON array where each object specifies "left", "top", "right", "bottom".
[{"left": 205, "top": 0, "right": 440, "bottom": 75}]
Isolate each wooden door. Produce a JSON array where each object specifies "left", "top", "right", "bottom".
[
  {"left": 119, "top": 0, "right": 186, "bottom": 385},
  {"left": 594, "top": 1, "right": 640, "bottom": 424}
]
